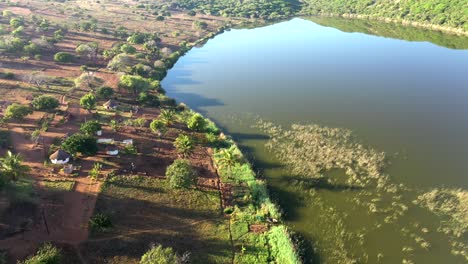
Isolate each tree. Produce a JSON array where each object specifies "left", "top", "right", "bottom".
[
  {"left": 138, "top": 92, "right": 159, "bottom": 107},
  {"left": 54, "top": 52, "right": 74, "bottom": 63},
  {"left": 187, "top": 113, "right": 206, "bottom": 131},
  {"left": 19, "top": 243, "right": 61, "bottom": 264},
  {"left": 0, "top": 151, "right": 30, "bottom": 182},
  {"left": 80, "top": 120, "right": 102, "bottom": 135},
  {"left": 61, "top": 133, "right": 98, "bottom": 156},
  {"left": 187, "top": 10, "right": 196, "bottom": 16},
  {"left": 140, "top": 244, "right": 184, "bottom": 264},
  {"left": 150, "top": 119, "right": 166, "bottom": 137},
  {"left": 165, "top": 159, "right": 195, "bottom": 189},
  {"left": 96, "top": 86, "right": 114, "bottom": 99},
  {"left": 31, "top": 96, "right": 59, "bottom": 111},
  {"left": 10, "top": 17, "right": 24, "bottom": 28},
  {"left": 159, "top": 109, "right": 175, "bottom": 126},
  {"left": 80, "top": 93, "right": 96, "bottom": 110},
  {"left": 215, "top": 146, "right": 240, "bottom": 179},
  {"left": 120, "top": 44, "right": 136, "bottom": 54},
  {"left": 174, "top": 134, "right": 193, "bottom": 158},
  {"left": 76, "top": 42, "right": 99, "bottom": 61},
  {"left": 4, "top": 103, "right": 32, "bottom": 120},
  {"left": 127, "top": 32, "right": 147, "bottom": 44},
  {"left": 118, "top": 75, "right": 152, "bottom": 95}
]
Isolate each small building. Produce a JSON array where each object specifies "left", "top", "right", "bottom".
[
  {"left": 106, "top": 145, "right": 119, "bottom": 156},
  {"left": 97, "top": 138, "right": 114, "bottom": 144},
  {"left": 49, "top": 149, "right": 71, "bottom": 165},
  {"left": 122, "top": 139, "right": 133, "bottom": 145},
  {"left": 103, "top": 99, "right": 119, "bottom": 110}
]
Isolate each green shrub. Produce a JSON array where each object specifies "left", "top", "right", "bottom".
[
  {"left": 53, "top": 52, "right": 74, "bottom": 63},
  {"left": 79, "top": 93, "right": 96, "bottom": 110},
  {"left": 80, "top": 120, "right": 101, "bottom": 135},
  {"left": 61, "top": 133, "right": 98, "bottom": 156},
  {"left": 4, "top": 103, "right": 32, "bottom": 120},
  {"left": 31, "top": 96, "right": 59, "bottom": 111},
  {"left": 140, "top": 245, "right": 181, "bottom": 264},
  {"left": 150, "top": 119, "right": 166, "bottom": 134},
  {"left": 96, "top": 86, "right": 114, "bottom": 99},
  {"left": 174, "top": 134, "right": 193, "bottom": 158},
  {"left": 165, "top": 159, "right": 195, "bottom": 188},
  {"left": 120, "top": 44, "right": 136, "bottom": 54},
  {"left": 187, "top": 113, "right": 206, "bottom": 131},
  {"left": 267, "top": 226, "right": 300, "bottom": 264},
  {"left": 19, "top": 243, "right": 61, "bottom": 264},
  {"left": 89, "top": 213, "right": 112, "bottom": 232},
  {"left": 138, "top": 92, "right": 160, "bottom": 107}
]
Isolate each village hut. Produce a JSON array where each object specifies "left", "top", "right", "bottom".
[
  {"left": 103, "top": 99, "right": 119, "bottom": 110},
  {"left": 106, "top": 145, "right": 119, "bottom": 156},
  {"left": 49, "top": 149, "right": 71, "bottom": 164}
]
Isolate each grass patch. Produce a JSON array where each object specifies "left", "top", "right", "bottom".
[
  {"left": 42, "top": 180, "right": 75, "bottom": 192},
  {"left": 82, "top": 175, "right": 232, "bottom": 263}
]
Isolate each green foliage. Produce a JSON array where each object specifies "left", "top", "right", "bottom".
[
  {"left": 150, "top": 119, "right": 166, "bottom": 135},
  {"left": 0, "top": 151, "right": 30, "bottom": 182},
  {"left": 140, "top": 245, "right": 179, "bottom": 264},
  {"left": 120, "top": 44, "right": 136, "bottom": 54},
  {"left": 119, "top": 75, "right": 156, "bottom": 95},
  {"left": 192, "top": 20, "right": 208, "bottom": 30},
  {"left": 80, "top": 93, "right": 96, "bottom": 110},
  {"left": 23, "top": 43, "right": 40, "bottom": 55},
  {"left": 187, "top": 10, "right": 196, "bottom": 16},
  {"left": 174, "top": 134, "right": 194, "bottom": 158},
  {"left": 165, "top": 159, "right": 195, "bottom": 188},
  {"left": 80, "top": 120, "right": 101, "bottom": 135},
  {"left": 159, "top": 109, "right": 175, "bottom": 126},
  {"left": 19, "top": 243, "right": 61, "bottom": 264},
  {"left": 89, "top": 213, "right": 112, "bottom": 232},
  {"left": 4, "top": 103, "right": 32, "bottom": 120},
  {"left": 138, "top": 92, "right": 160, "bottom": 107},
  {"left": 61, "top": 133, "right": 98, "bottom": 156},
  {"left": 31, "top": 96, "right": 59, "bottom": 111},
  {"left": 42, "top": 180, "right": 75, "bottom": 192},
  {"left": 177, "top": 0, "right": 297, "bottom": 19},
  {"left": 187, "top": 113, "right": 206, "bottom": 131},
  {"left": 127, "top": 32, "right": 148, "bottom": 44},
  {"left": 302, "top": 0, "right": 468, "bottom": 30},
  {"left": 9, "top": 17, "right": 24, "bottom": 28},
  {"left": 267, "top": 226, "right": 300, "bottom": 264},
  {"left": 53, "top": 52, "right": 74, "bottom": 63},
  {"left": 75, "top": 72, "right": 104, "bottom": 89},
  {"left": 96, "top": 86, "right": 114, "bottom": 99}
]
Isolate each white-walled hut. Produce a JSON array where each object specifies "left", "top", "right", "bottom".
[
  {"left": 49, "top": 149, "right": 71, "bottom": 165},
  {"left": 103, "top": 99, "right": 119, "bottom": 110},
  {"left": 106, "top": 145, "right": 119, "bottom": 156}
]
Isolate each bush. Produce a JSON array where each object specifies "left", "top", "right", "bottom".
[
  {"left": 174, "top": 134, "right": 193, "bottom": 157},
  {"left": 80, "top": 120, "right": 101, "bottom": 135},
  {"left": 96, "top": 86, "right": 114, "bottom": 99},
  {"left": 4, "top": 103, "right": 32, "bottom": 120},
  {"left": 187, "top": 10, "right": 196, "bottom": 16},
  {"left": 89, "top": 213, "right": 112, "bottom": 232},
  {"left": 53, "top": 52, "right": 74, "bottom": 63},
  {"left": 187, "top": 113, "right": 206, "bottom": 131},
  {"left": 31, "top": 96, "right": 59, "bottom": 111},
  {"left": 9, "top": 18, "right": 24, "bottom": 28},
  {"left": 79, "top": 93, "right": 96, "bottom": 110},
  {"left": 120, "top": 44, "right": 136, "bottom": 54},
  {"left": 138, "top": 92, "right": 159, "bottom": 107},
  {"left": 165, "top": 159, "right": 195, "bottom": 189},
  {"left": 19, "top": 243, "right": 61, "bottom": 264},
  {"left": 149, "top": 119, "right": 165, "bottom": 134},
  {"left": 61, "top": 133, "right": 98, "bottom": 156},
  {"left": 119, "top": 75, "right": 156, "bottom": 95},
  {"left": 140, "top": 245, "right": 182, "bottom": 264},
  {"left": 127, "top": 32, "right": 147, "bottom": 44}
]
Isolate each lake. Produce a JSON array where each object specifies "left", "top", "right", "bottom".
[{"left": 162, "top": 17, "right": 468, "bottom": 263}]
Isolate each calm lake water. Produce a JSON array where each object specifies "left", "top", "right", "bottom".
[{"left": 162, "top": 17, "right": 468, "bottom": 263}]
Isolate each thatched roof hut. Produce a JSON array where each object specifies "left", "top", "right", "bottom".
[
  {"left": 103, "top": 99, "right": 119, "bottom": 110},
  {"left": 49, "top": 149, "right": 71, "bottom": 164}
]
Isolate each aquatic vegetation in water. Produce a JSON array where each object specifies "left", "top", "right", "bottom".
[{"left": 256, "top": 121, "right": 387, "bottom": 188}]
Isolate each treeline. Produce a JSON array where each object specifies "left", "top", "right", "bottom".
[
  {"left": 307, "top": 16, "right": 468, "bottom": 50},
  {"left": 301, "top": 0, "right": 467, "bottom": 31},
  {"left": 176, "top": 0, "right": 299, "bottom": 19}
]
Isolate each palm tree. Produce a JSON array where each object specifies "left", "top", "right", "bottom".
[
  {"left": 0, "top": 151, "right": 30, "bottom": 181},
  {"left": 160, "top": 109, "right": 175, "bottom": 126},
  {"left": 215, "top": 146, "right": 239, "bottom": 180},
  {"left": 174, "top": 134, "right": 193, "bottom": 158}
]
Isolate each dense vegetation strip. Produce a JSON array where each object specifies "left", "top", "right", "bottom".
[{"left": 300, "top": 0, "right": 468, "bottom": 32}]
